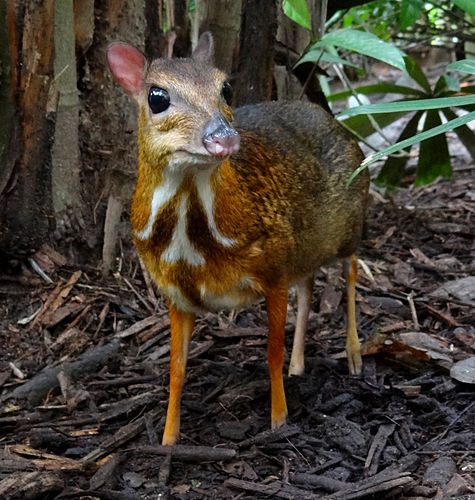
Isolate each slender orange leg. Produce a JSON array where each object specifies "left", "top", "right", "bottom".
[
  {"left": 266, "top": 279, "right": 288, "bottom": 429},
  {"left": 162, "top": 303, "right": 196, "bottom": 445},
  {"left": 345, "top": 255, "right": 362, "bottom": 375},
  {"left": 288, "top": 275, "right": 313, "bottom": 376}
]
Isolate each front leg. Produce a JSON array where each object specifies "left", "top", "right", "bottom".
[
  {"left": 162, "top": 302, "right": 196, "bottom": 445},
  {"left": 266, "top": 279, "right": 288, "bottom": 429},
  {"left": 345, "top": 255, "right": 362, "bottom": 375}
]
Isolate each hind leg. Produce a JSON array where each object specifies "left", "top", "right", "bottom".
[
  {"left": 288, "top": 275, "right": 314, "bottom": 377},
  {"left": 344, "top": 255, "right": 362, "bottom": 375}
]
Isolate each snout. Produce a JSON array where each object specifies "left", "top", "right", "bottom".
[{"left": 202, "top": 113, "right": 240, "bottom": 157}]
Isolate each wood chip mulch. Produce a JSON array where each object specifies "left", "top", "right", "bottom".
[{"left": 0, "top": 167, "right": 474, "bottom": 499}]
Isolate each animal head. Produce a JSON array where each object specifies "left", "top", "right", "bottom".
[{"left": 107, "top": 32, "right": 240, "bottom": 173}]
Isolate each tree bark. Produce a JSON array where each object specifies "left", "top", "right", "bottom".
[
  {"left": 273, "top": 0, "right": 330, "bottom": 110},
  {"left": 74, "top": 0, "right": 95, "bottom": 54},
  {"left": 145, "top": 0, "right": 167, "bottom": 59},
  {"left": 234, "top": 0, "right": 277, "bottom": 105},
  {"left": 193, "top": 0, "right": 242, "bottom": 74},
  {"left": 167, "top": 0, "right": 190, "bottom": 58},
  {"left": 52, "top": 0, "right": 83, "bottom": 224},
  {"left": 0, "top": 1, "right": 15, "bottom": 202},
  {"left": 79, "top": 0, "right": 146, "bottom": 266},
  {"left": 274, "top": 0, "right": 311, "bottom": 101},
  {"left": 0, "top": 0, "right": 56, "bottom": 258}
]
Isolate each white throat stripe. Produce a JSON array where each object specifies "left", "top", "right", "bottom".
[
  {"left": 162, "top": 194, "right": 205, "bottom": 266},
  {"left": 195, "top": 169, "right": 237, "bottom": 247},
  {"left": 135, "top": 167, "right": 236, "bottom": 255},
  {"left": 135, "top": 172, "right": 184, "bottom": 240}
]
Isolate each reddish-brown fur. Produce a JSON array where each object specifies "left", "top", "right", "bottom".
[{"left": 107, "top": 33, "right": 370, "bottom": 445}]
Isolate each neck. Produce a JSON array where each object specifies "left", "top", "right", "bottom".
[{"left": 132, "top": 158, "right": 237, "bottom": 265}]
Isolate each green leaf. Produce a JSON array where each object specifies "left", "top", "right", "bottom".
[
  {"left": 447, "top": 59, "right": 475, "bottom": 75},
  {"left": 399, "top": 0, "right": 423, "bottom": 31},
  {"left": 314, "top": 29, "right": 407, "bottom": 72},
  {"left": 343, "top": 13, "right": 354, "bottom": 28},
  {"left": 442, "top": 108, "right": 475, "bottom": 160},
  {"left": 296, "top": 48, "right": 361, "bottom": 69},
  {"left": 444, "top": 75, "right": 461, "bottom": 91},
  {"left": 320, "top": 52, "right": 362, "bottom": 69},
  {"left": 347, "top": 6, "right": 366, "bottom": 26},
  {"left": 433, "top": 75, "right": 461, "bottom": 94},
  {"left": 375, "top": 111, "right": 422, "bottom": 188},
  {"left": 434, "top": 75, "right": 449, "bottom": 95},
  {"left": 328, "top": 83, "right": 425, "bottom": 102},
  {"left": 347, "top": 111, "right": 475, "bottom": 184},
  {"left": 415, "top": 110, "right": 451, "bottom": 185},
  {"left": 343, "top": 112, "right": 407, "bottom": 138},
  {"left": 404, "top": 56, "right": 431, "bottom": 93},
  {"left": 339, "top": 95, "right": 475, "bottom": 116},
  {"left": 318, "top": 74, "right": 331, "bottom": 97},
  {"left": 283, "top": 0, "right": 311, "bottom": 30},
  {"left": 452, "top": 0, "right": 475, "bottom": 16}
]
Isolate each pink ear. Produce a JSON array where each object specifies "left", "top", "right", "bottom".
[{"left": 107, "top": 42, "right": 146, "bottom": 97}]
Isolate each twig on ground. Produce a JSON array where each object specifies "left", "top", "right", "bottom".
[
  {"left": 1, "top": 339, "right": 120, "bottom": 406},
  {"left": 136, "top": 444, "right": 236, "bottom": 462},
  {"left": 407, "top": 291, "right": 420, "bottom": 330}
]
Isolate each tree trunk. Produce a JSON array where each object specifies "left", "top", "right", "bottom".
[
  {"left": 0, "top": 1, "right": 15, "bottom": 205},
  {"left": 145, "top": 0, "right": 190, "bottom": 60},
  {"left": 234, "top": 0, "right": 277, "bottom": 105},
  {"left": 192, "top": 0, "right": 242, "bottom": 73},
  {"left": 52, "top": 0, "right": 83, "bottom": 235},
  {"left": 274, "top": 0, "right": 311, "bottom": 101},
  {"left": 273, "top": 0, "right": 330, "bottom": 110},
  {"left": 167, "top": 0, "right": 190, "bottom": 58},
  {"left": 0, "top": 0, "right": 56, "bottom": 259},
  {"left": 79, "top": 0, "right": 146, "bottom": 268},
  {"left": 145, "top": 0, "right": 167, "bottom": 59},
  {"left": 74, "top": 0, "right": 95, "bottom": 54}
]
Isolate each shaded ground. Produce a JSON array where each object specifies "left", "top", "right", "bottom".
[{"left": 0, "top": 161, "right": 474, "bottom": 498}]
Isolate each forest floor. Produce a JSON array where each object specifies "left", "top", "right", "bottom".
[{"left": 0, "top": 145, "right": 474, "bottom": 498}]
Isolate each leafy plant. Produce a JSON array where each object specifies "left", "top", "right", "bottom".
[
  {"left": 282, "top": 0, "right": 311, "bottom": 31},
  {"left": 452, "top": 0, "right": 475, "bottom": 16},
  {"left": 331, "top": 57, "right": 475, "bottom": 187},
  {"left": 335, "top": 0, "right": 474, "bottom": 45},
  {"left": 309, "top": 29, "right": 407, "bottom": 72},
  {"left": 283, "top": 0, "right": 475, "bottom": 188}
]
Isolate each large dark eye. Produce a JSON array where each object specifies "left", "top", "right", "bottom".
[
  {"left": 148, "top": 87, "right": 170, "bottom": 113},
  {"left": 222, "top": 82, "right": 233, "bottom": 105}
]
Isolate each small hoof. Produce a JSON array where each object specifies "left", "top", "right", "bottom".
[
  {"left": 288, "top": 363, "right": 305, "bottom": 377},
  {"left": 347, "top": 350, "right": 363, "bottom": 376},
  {"left": 271, "top": 412, "right": 288, "bottom": 430},
  {"left": 162, "top": 432, "right": 178, "bottom": 446}
]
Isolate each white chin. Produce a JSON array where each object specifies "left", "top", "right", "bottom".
[{"left": 168, "top": 151, "right": 220, "bottom": 171}]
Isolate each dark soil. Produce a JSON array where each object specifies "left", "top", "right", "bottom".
[{"left": 0, "top": 163, "right": 474, "bottom": 499}]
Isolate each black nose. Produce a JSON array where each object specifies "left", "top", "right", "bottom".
[{"left": 202, "top": 113, "right": 240, "bottom": 157}]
